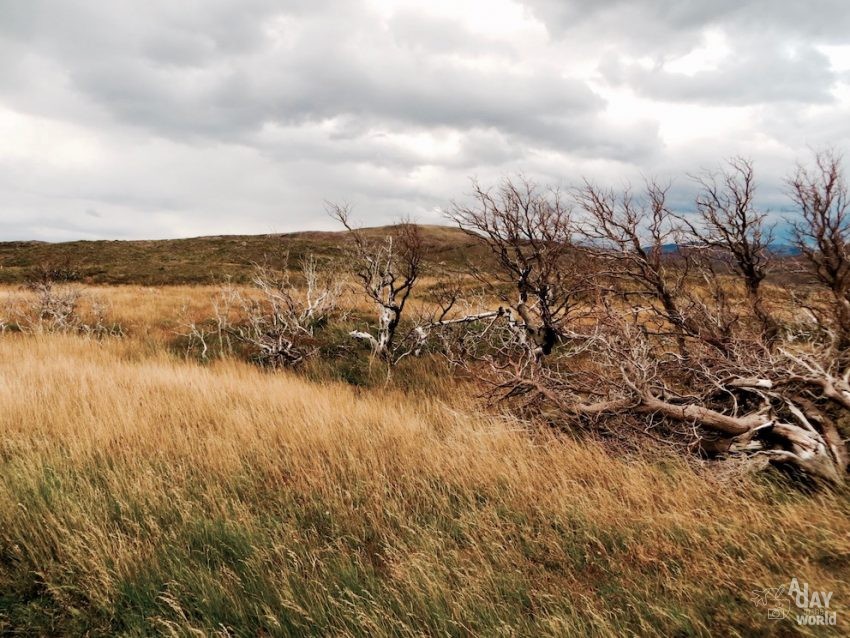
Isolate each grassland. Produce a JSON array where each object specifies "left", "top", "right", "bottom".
[{"left": 0, "top": 283, "right": 847, "bottom": 636}]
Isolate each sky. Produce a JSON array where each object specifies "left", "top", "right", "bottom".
[{"left": 1, "top": 0, "right": 850, "bottom": 241}]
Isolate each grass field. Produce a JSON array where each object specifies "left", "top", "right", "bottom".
[{"left": 0, "top": 282, "right": 848, "bottom": 636}]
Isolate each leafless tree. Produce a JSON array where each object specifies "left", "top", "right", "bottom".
[
  {"left": 575, "top": 180, "right": 733, "bottom": 357},
  {"left": 606, "top": 328, "right": 848, "bottom": 483},
  {"left": 487, "top": 304, "right": 847, "bottom": 483},
  {"left": 329, "top": 204, "right": 423, "bottom": 364},
  {"left": 788, "top": 150, "right": 850, "bottom": 356},
  {"left": 442, "top": 172, "right": 850, "bottom": 485},
  {"left": 405, "top": 281, "right": 505, "bottom": 359},
  {"left": 29, "top": 280, "right": 82, "bottom": 332},
  {"left": 683, "top": 158, "right": 779, "bottom": 342},
  {"left": 447, "top": 177, "right": 592, "bottom": 363}
]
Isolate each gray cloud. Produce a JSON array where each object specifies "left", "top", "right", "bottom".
[
  {"left": 0, "top": 1, "right": 626, "bottom": 151},
  {"left": 601, "top": 40, "right": 837, "bottom": 105},
  {"left": 524, "top": 0, "right": 849, "bottom": 108},
  {"left": 0, "top": 0, "right": 848, "bottom": 240},
  {"left": 521, "top": 0, "right": 850, "bottom": 46}
]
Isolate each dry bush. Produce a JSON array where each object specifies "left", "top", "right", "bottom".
[
  {"left": 185, "top": 255, "right": 343, "bottom": 367},
  {"left": 0, "top": 267, "right": 121, "bottom": 337}
]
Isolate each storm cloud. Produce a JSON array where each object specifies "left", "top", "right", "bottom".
[{"left": 0, "top": 0, "right": 849, "bottom": 240}]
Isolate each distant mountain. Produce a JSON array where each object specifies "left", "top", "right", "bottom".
[
  {"left": 645, "top": 242, "right": 802, "bottom": 256},
  {"left": 767, "top": 243, "right": 802, "bottom": 256}
]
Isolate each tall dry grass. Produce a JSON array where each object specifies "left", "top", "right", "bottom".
[{"left": 0, "top": 331, "right": 848, "bottom": 636}]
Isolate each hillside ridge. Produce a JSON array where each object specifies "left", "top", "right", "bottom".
[{"left": 0, "top": 224, "right": 482, "bottom": 285}]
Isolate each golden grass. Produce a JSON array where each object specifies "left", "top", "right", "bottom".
[
  {"left": 0, "top": 281, "right": 469, "bottom": 345},
  {"left": 0, "top": 331, "right": 848, "bottom": 635}
]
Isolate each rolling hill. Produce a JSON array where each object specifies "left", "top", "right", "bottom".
[{"left": 0, "top": 225, "right": 486, "bottom": 285}]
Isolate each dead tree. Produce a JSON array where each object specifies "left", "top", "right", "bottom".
[
  {"left": 599, "top": 330, "right": 848, "bottom": 484},
  {"left": 492, "top": 310, "right": 848, "bottom": 484},
  {"left": 447, "top": 177, "right": 591, "bottom": 363},
  {"left": 575, "top": 180, "right": 732, "bottom": 357},
  {"left": 684, "top": 158, "right": 779, "bottom": 342},
  {"left": 29, "top": 280, "right": 82, "bottom": 332},
  {"left": 405, "top": 281, "right": 505, "bottom": 360},
  {"left": 443, "top": 173, "right": 850, "bottom": 485},
  {"left": 788, "top": 150, "right": 850, "bottom": 357},
  {"left": 15, "top": 265, "right": 116, "bottom": 336},
  {"left": 330, "top": 204, "right": 422, "bottom": 364}
]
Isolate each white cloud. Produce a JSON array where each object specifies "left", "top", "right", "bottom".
[{"left": 0, "top": 0, "right": 848, "bottom": 239}]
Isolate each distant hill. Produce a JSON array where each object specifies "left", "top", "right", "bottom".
[
  {"left": 0, "top": 225, "right": 490, "bottom": 285},
  {"left": 1, "top": 226, "right": 806, "bottom": 287}
]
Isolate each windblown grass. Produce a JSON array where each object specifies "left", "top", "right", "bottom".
[{"left": 0, "top": 334, "right": 848, "bottom": 636}]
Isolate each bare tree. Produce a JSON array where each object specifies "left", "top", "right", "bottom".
[
  {"left": 575, "top": 180, "right": 734, "bottom": 357},
  {"left": 597, "top": 328, "right": 848, "bottom": 483},
  {"left": 329, "top": 204, "right": 422, "bottom": 364},
  {"left": 788, "top": 150, "right": 850, "bottom": 356},
  {"left": 683, "top": 158, "right": 779, "bottom": 342},
  {"left": 442, "top": 173, "right": 850, "bottom": 485},
  {"left": 406, "top": 281, "right": 505, "bottom": 359},
  {"left": 29, "top": 280, "right": 82, "bottom": 332},
  {"left": 447, "top": 177, "right": 591, "bottom": 363},
  {"left": 488, "top": 305, "right": 847, "bottom": 483},
  {"left": 14, "top": 264, "right": 117, "bottom": 336}
]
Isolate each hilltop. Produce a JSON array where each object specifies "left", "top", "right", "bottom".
[{"left": 0, "top": 225, "right": 485, "bottom": 285}]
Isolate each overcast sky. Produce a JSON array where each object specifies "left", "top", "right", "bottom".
[{"left": 2, "top": 0, "right": 850, "bottom": 241}]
